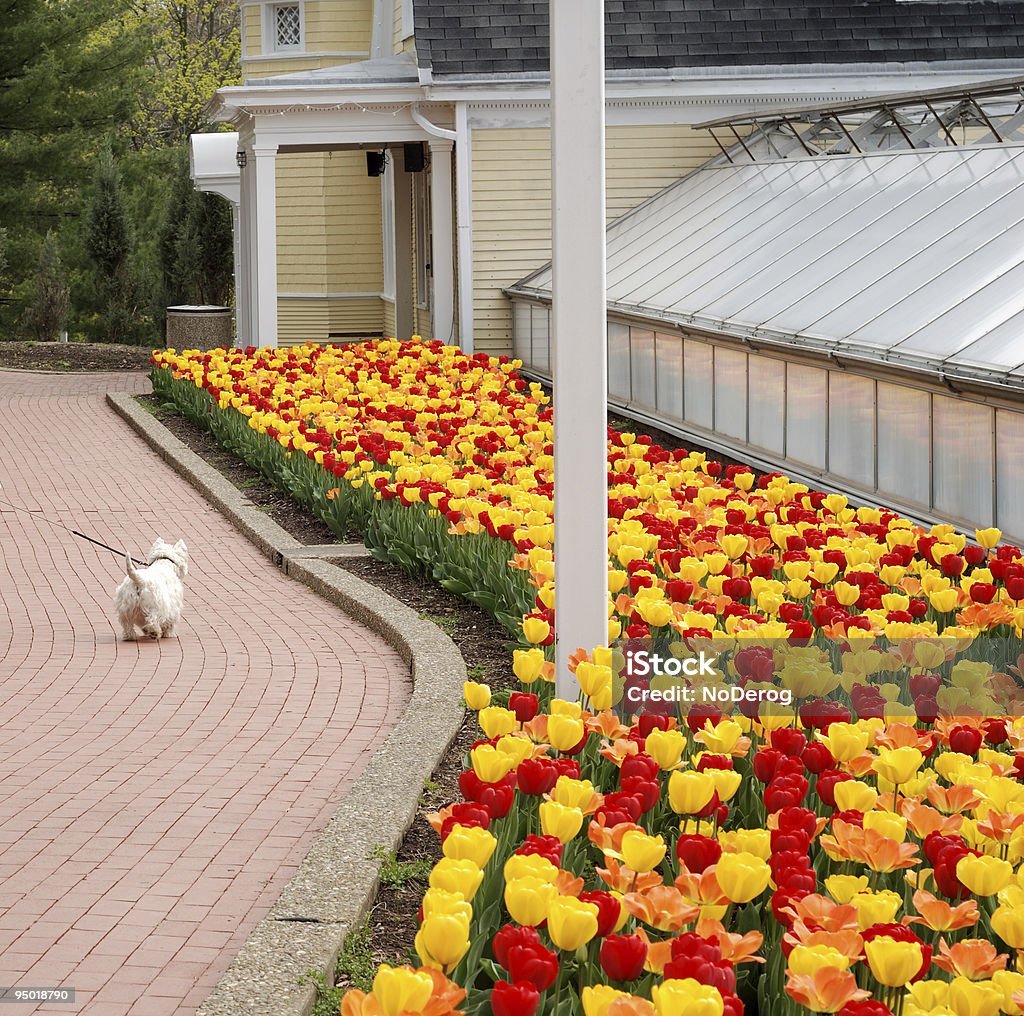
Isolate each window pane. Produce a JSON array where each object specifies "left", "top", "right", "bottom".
[
  {"left": 747, "top": 354, "right": 785, "bottom": 454},
  {"left": 275, "top": 4, "right": 301, "bottom": 47},
  {"left": 877, "top": 382, "right": 930, "bottom": 510},
  {"left": 828, "top": 372, "right": 875, "bottom": 488},
  {"left": 531, "top": 305, "right": 550, "bottom": 373},
  {"left": 933, "top": 395, "right": 993, "bottom": 526},
  {"left": 655, "top": 332, "right": 683, "bottom": 420},
  {"left": 683, "top": 339, "right": 713, "bottom": 429},
  {"left": 713, "top": 346, "right": 747, "bottom": 441},
  {"left": 997, "top": 409, "right": 1024, "bottom": 540},
  {"left": 785, "top": 364, "right": 826, "bottom": 468},
  {"left": 608, "top": 321, "right": 631, "bottom": 399},
  {"left": 512, "top": 301, "right": 531, "bottom": 365},
  {"left": 630, "top": 329, "right": 656, "bottom": 409}
]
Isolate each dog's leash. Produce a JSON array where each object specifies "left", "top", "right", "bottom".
[{"left": 0, "top": 495, "right": 146, "bottom": 566}]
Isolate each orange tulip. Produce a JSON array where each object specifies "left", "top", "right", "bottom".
[
  {"left": 785, "top": 968, "right": 871, "bottom": 1013},
  {"left": 933, "top": 939, "right": 1008, "bottom": 980},
  {"left": 622, "top": 886, "right": 700, "bottom": 932},
  {"left": 596, "top": 858, "right": 663, "bottom": 895},
  {"left": 904, "top": 890, "right": 979, "bottom": 933}
]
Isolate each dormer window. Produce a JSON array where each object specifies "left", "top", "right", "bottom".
[{"left": 270, "top": 3, "right": 302, "bottom": 51}]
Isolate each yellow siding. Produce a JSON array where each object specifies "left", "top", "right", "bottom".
[
  {"left": 277, "top": 153, "right": 328, "bottom": 292},
  {"left": 241, "top": 0, "right": 371, "bottom": 78},
  {"left": 324, "top": 151, "right": 384, "bottom": 292},
  {"left": 278, "top": 298, "right": 384, "bottom": 345},
  {"left": 471, "top": 125, "right": 723, "bottom": 357},
  {"left": 382, "top": 299, "right": 396, "bottom": 338}
]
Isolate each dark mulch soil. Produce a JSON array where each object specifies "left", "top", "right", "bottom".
[
  {"left": 139, "top": 393, "right": 347, "bottom": 546},
  {"left": 0, "top": 341, "right": 157, "bottom": 372},
  {"left": 329, "top": 555, "right": 517, "bottom": 979}
]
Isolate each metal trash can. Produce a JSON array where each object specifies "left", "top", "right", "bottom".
[{"left": 165, "top": 305, "right": 233, "bottom": 351}]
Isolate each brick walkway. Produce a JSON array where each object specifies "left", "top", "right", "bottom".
[{"left": 0, "top": 371, "right": 411, "bottom": 1015}]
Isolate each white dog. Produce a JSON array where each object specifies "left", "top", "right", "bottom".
[{"left": 113, "top": 538, "right": 189, "bottom": 641}]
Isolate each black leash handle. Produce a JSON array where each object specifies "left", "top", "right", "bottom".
[{"left": 71, "top": 531, "right": 146, "bottom": 567}]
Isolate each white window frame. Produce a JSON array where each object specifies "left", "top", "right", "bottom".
[
  {"left": 400, "top": 0, "right": 414, "bottom": 40},
  {"left": 382, "top": 159, "right": 396, "bottom": 300},
  {"left": 265, "top": 1, "right": 304, "bottom": 53}
]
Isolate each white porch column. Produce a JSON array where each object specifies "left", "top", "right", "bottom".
[
  {"left": 230, "top": 201, "right": 250, "bottom": 347},
  {"left": 394, "top": 148, "right": 414, "bottom": 341},
  {"left": 251, "top": 145, "right": 279, "bottom": 348},
  {"left": 455, "top": 104, "right": 474, "bottom": 354},
  {"left": 551, "top": 1, "right": 608, "bottom": 697},
  {"left": 428, "top": 139, "right": 455, "bottom": 344}
]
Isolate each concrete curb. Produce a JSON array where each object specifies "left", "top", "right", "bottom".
[{"left": 107, "top": 392, "right": 468, "bottom": 1016}]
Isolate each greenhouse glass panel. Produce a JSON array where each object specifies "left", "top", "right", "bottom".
[
  {"left": 997, "top": 408, "right": 1024, "bottom": 540},
  {"left": 683, "top": 339, "right": 713, "bottom": 429},
  {"left": 785, "top": 364, "right": 826, "bottom": 468},
  {"left": 933, "top": 395, "right": 994, "bottom": 526},
  {"left": 714, "top": 347, "right": 747, "bottom": 441},
  {"left": 877, "top": 383, "right": 929, "bottom": 509},
  {"left": 828, "top": 373, "right": 875, "bottom": 488},
  {"left": 747, "top": 355, "right": 785, "bottom": 454},
  {"left": 530, "top": 305, "right": 550, "bottom": 373},
  {"left": 513, "top": 301, "right": 532, "bottom": 366},
  {"left": 655, "top": 332, "right": 683, "bottom": 420},
  {"left": 630, "top": 329, "right": 656, "bottom": 409},
  {"left": 608, "top": 321, "right": 631, "bottom": 399}
]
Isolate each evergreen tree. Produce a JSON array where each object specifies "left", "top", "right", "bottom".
[
  {"left": 83, "top": 151, "right": 146, "bottom": 344},
  {"left": 21, "top": 232, "right": 70, "bottom": 341}
]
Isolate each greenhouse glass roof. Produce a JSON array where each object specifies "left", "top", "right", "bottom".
[{"left": 509, "top": 144, "right": 1024, "bottom": 387}]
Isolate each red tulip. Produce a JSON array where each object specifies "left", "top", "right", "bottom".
[{"left": 491, "top": 981, "right": 540, "bottom": 1016}]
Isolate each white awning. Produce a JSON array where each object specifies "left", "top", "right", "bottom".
[
  {"left": 189, "top": 132, "right": 240, "bottom": 203},
  {"left": 510, "top": 145, "right": 1024, "bottom": 387}
]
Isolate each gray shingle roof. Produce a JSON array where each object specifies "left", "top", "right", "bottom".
[{"left": 414, "top": 1, "right": 1024, "bottom": 79}]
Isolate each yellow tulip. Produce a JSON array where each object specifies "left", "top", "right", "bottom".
[
  {"left": 504, "top": 875, "right": 558, "bottom": 926},
  {"left": 811, "top": 721, "right": 868, "bottom": 762},
  {"left": 414, "top": 912, "right": 470, "bottom": 971},
  {"left": 718, "top": 828, "right": 771, "bottom": 860},
  {"left": 522, "top": 617, "right": 551, "bottom": 644},
  {"left": 849, "top": 890, "right": 902, "bottom": 930},
  {"left": 582, "top": 986, "right": 629, "bottom": 1016},
  {"left": 668, "top": 770, "right": 716, "bottom": 815},
  {"left": 862, "top": 811, "right": 907, "bottom": 843},
  {"left": 512, "top": 648, "right": 545, "bottom": 684},
  {"left": 539, "top": 800, "right": 584, "bottom": 843},
  {"left": 462, "top": 681, "right": 491, "bottom": 710},
  {"left": 788, "top": 945, "right": 851, "bottom": 975},
  {"left": 420, "top": 888, "right": 471, "bottom": 923},
  {"left": 546, "top": 897, "right": 600, "bottom": 950},
  {"left": 948, "top": 976, "right": 1004, "bottom": 1016},
  {"left": 646, "top": 728, "right": 687, "bottom": 771},
  {"left": 371, "top": 965, "right": 435, "bottom": 1016},
  {"left": 620, "top": 830, "right": 667, "bottom": 873},
  {"left": 714, "top": 852, "right": 771, "bottom": 903},
  {"left": 503, "top": 852, "right": 559, "bottom": 883},
  {"left": 957, "top": 854, "right": 1013, "bottom": 896},
  {"left": 976, "top": 528, "right": 1001, "bottom": 550},
  {"left": 833, "top": 581, "right": 861, "bottom": 607},
  {"left": 477, "top": 706, "right": 517, "bottom": 739},
  {"left": 872, "top": 747, "right": 924, "bottom": 787},
  {"left": 652, "top": 979, "right": 724, "bottom": 1016},
  {"left": 992, "top": 905, "right": 1024, "bottom": 948},
  {"left": 825, "top": 875, "right": 870, "bottom": 904},
  {"left": 428, "top": 857, "right": 483, "bottom": 900},
  {"left": 550, "top": 775, "right": 597, "bottom": 811},
  {"left": 470, "top": 744, "right": 516, "bottom": 784},
  {"left": 865, "top": 936, "right": 923, "bottom": 987},
  {"left": 833, "top": 780, "right": 879, "bottom": 813},
  {"left": 547, "top": 714, "right": 585, "bottom": 752},
  {"left": 928, "top": 588, "right": 960, "bottom": 614},
  {"left": 699, "top": 719, "right": 744, "bottom": 754},
  {"left": 441, "top": 825, "right": 497, "bottom": 869}
]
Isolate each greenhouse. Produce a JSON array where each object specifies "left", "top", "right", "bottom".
[{"left": 508, "top": 80, "right": 1024, "bottom": 544}]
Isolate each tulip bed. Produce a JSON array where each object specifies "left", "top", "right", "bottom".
[{"left": 151, "top": 340, "right": 1024, "bottom": 1016}]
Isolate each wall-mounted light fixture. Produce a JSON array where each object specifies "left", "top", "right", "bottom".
[{"left": 236, "top": 150, "right": 248, "bottom": 169}]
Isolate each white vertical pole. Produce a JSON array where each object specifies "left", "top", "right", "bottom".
[
  {"left": 252, "top": 145, "right": 279, "bottom": 348},
  {"left": 230, "top": 201, "right": 247, "bottom": 347},
  {"left": 394, "top": 150, "right": 414, "bottom": 340},
  {"left": 455, "top": 103, "right": 475, "bottom": 354},
  {"left": 551, "top": 0, "right": 608, "bottom": 698},
  {"left": 428, "top": 139, "right": 455, "bottom": 344}
]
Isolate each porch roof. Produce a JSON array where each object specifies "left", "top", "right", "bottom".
[{"left": 509, "top": 143, "right": 1024, "bottom": 388}]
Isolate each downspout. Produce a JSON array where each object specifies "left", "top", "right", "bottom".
[
  {"left": 370, "top": 0, "right": 387, "bottom": 58},
  {"left": 411, "top": 104, "right": 457, "bottom": 141}
]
